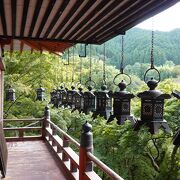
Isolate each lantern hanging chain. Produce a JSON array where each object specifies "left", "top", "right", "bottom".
[
  {"left": 66, "top": 64, "right": 68, "bottom": 83},
  {"left": 120, "top": 36, "right": 124, "bottom": 74},
  {"left": 150, "top": 29, "right": 154, "bottom": 69},
  {"left": 150, "top": 18, "right": 154, "bottom": 69},
  {"left": 72, "top": 46, "right": 75, "bottom": 83},
  {"left": 103, "top": 43, "right": 106, "bottom": 84},
  {"left": 89, "top": 45, "right": 92, "bottom": 81},
  {"left": 61, "top": 61, "right": 63, "bottom": 83}
]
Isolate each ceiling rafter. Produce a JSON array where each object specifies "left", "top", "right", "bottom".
[
  {"left": 20, "top": 0, "right": 30, "bottom": 36},
  {"left": 11, "top": 0, "right": 17, "bottom": 37},
  {"left": 0, "top": 0, "right": 7, "bottom": 36},
  {"left": 51, "top": 0, "right": 84, "bottom": 39},
  {"left": 28, "top": 0, "right": 43, "bottom": 37},
  {"left": 43, "top": 0, "right": 70, "bottom": 38},
  {"left": 36, "top": 0, "right": 56, "bottom": 38}
]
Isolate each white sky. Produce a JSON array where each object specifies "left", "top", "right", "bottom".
[{"left": 136, "top": 2, "right": 180, "bottom": 31}]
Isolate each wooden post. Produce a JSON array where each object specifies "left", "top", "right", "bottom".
[
  {"left": 62, "top": 135, "right": 69, "bottom": 161},
  {"left": 79, "top": 121, "right": 93, "bottom": 180},
  {"left": 42, "top": 106, "right": 50, "bottom": 139}
]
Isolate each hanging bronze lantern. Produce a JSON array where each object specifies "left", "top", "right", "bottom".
[
  {"left": 134, "top": 29, "right": 171, "bottom": 134},
  {"left": 72, "top": 87, "right": 84, "bottom": 112},
  {"left": 6, "top": 86, "right": 15, "bottom": 101},
  {"left": 66, "top": 86, "right": 77, "bottom": 108},
  {"left": 61, "top": 87, "right": 68, "bottom": 108},
  {"left": 108, "top": 79, "right": 136, "bottom": 125},
  {"left": 50, "top": 89, "right": 57, "bottom": 105},
  {"left": 107, "top": 36, "right": 135, "bottom": 124},
  {"left": 83, "top": 44, "right": 96, "bottom": 114},
  {"left": 56, "top": 85, "right": 65, "bottom": 107},
  {"left": 134, "top": 75, "right": 171, "bottom": 134},
  {"left": 36, "top": 86, "right": 45, "bottom": 101},
  {"left": 93, "top": 85, "right": 112, "bottom": 120},
  {"left": 83, "top": 86, "right": 96, "bottom": 114},
  {"left": 92, "top": 43, "right": 112, "bottom": 119}
]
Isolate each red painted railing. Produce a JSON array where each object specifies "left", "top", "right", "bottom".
[{"left": 3, "top": 106, "right": 124, "bottom": 180}]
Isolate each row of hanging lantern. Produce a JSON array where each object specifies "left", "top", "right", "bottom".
[
  {"left": 5, "top": 32, "right": 179, "bottom": 135},
  {"left": 48, "top": 33, "right": 175, "bottom": 135}
]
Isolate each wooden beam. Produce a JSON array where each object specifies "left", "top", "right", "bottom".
[
  {"left": 28, "top": 0, "right": 43, "bottom": 37},
  {"left": 43, "top": 0, "right": 70, "bottom": 38},
  {"left": 20, "top": 0, "right": 30, "bottom": 36},
  {"left": 11, "top": 0, "right": 17, "bottom": 37},
  {"left": 57, "top": 0, "right": 95, "bottom": 39},
  {"left": 36, "top": 0, "right": 56, "bottom": 38},
  {"left": 0, "top": 35, "right": 95, "bottom": 44},
  {"left": 0, "top": 0, "right": 7, "bottom": 36},
  {"left": 51, "top": 0, "right": 84, "bottom": 39}
]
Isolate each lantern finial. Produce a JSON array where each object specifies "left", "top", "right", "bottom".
[
  {"left": 118, "top": 80, "right": 126, "bottom": 91},
  {"left": 147, "top": 77, "right": 158, "bottom": 90}
]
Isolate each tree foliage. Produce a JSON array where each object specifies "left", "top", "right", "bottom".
[{"left": 3, "top": 48, "right": 180, "bottom": 180}]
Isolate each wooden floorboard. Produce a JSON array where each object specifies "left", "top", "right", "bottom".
[{"left": 5, "top": 140, "right": 69, "bottom": 180}]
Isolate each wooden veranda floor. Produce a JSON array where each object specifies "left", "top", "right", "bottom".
[{"left": 5, "top": 140, "right": 69, "bottom": 180}]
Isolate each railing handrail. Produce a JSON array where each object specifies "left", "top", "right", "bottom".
[
  {"left": 46, "top": 119, "right": 80, "bottom": 148},
  {"left": 4, "top": 118, "right": 43, "bottom": 122},
  {"left": 87, "top": 152, "right": 123, "bottom": 180}
]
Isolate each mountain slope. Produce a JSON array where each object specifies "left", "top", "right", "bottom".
[{"left": 90, "top": 28, "right": 180, "bottom": 67}]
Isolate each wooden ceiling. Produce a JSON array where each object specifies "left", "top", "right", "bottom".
[{"left": 0, "top": 0, "right": 179, "bottom": 54}]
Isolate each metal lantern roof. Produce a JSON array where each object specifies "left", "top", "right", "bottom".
[{"left": 0, "top": 0, "right": 179, "bottom": 54}]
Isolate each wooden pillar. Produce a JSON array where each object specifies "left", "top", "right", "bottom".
[
  {"left": 42, "top": 106, "right": 50, "bottom": 139},
  {"left": 0, "top": 45, "right": 7, "bottom": 178},
  {"left": 0, "top": 47, "right": 5, "bottom": 123},
  {"left": 79, "top": 121, "right": 93, "bottom": 180}
]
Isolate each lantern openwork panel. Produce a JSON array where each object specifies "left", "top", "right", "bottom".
[
  {"left": 66, "top": 86, "right": 76, "bottom": 108},
  {"left": 73, "top": 88, "right": 84, "bottom": 111},
  {"left": 57, "top": 86, "right": 66, "bottom": 107},
  {"left": 36, "top": 86, "right": 45, "bottom": 101},
  {"left": 141, "top": 99, "right": 164, "bottom": 122}
]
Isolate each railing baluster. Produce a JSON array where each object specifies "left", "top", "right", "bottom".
[
  {"left": 57, "top": 145, "right": 62, "bottom": 153},
  {"left": 19, "top": 129, "right": 24, "bottom": 138},
  {"left": 70, "top": 161, "right": 77, "bottom": 173},
  {"left": 62, "top": 135, "right": 69, "bottom": 162}
]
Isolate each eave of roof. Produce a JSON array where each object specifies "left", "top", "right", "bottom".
[{"left": 0, "top": 0, "right": 179, "bottom": 55}]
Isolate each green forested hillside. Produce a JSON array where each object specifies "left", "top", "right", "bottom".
[{"left": 88, "top": 28, "right": 180, "bottom": 67}]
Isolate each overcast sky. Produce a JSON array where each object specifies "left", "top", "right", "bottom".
[{"left": 136, "top": 2, "right": 180, "bottom": 31}]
